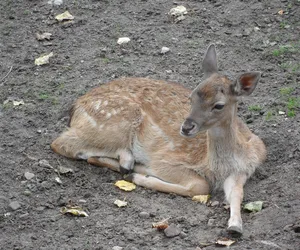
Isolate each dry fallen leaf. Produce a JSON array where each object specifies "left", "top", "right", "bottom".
[
  {"left": 169, "top": 6, "right": 187, "bottom": 16},
  {"left": 192, "top": 195, "right": 210, "bottom": 204},
  {"left": 278, "top": 10, "right": 284, "bottom": 15},
  {"left": 115, "top": 180, "right": 136, "bottom": 191},
  {"left": 36, "top": 32, "right": 52, "bottom": 41},
  {"left": 34, "top": 52, "right": 54, "bottom": 66},
  {"left": 152, "top": 218, "right": 169, "bottom": 230},
  {"left": 244, "top": 201, "right": 263, "bottom": 212},
  {"left": 216, "top": 238, "right": 235, "bottom": 247},
  {"left": 114, "top": 199, "right": 128, "bottom": 207},
  {"left": 55, "top": 11, "right": 74, "bottom": 21},
  {"left": 57, "top": 165, "right": 74, "bottom": 174},
  {"left": 13, "top": 100, "right": 25, "bottom": 106},
  {"left": 61, "top": 206, "right": 88, "bottom": 217}
]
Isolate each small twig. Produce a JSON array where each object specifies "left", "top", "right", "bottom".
[{"left": 0, "top": 66, "right": 13, "bottom": 82}]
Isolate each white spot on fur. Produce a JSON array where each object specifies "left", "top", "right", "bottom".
[
  {"left": 106, "top": 113, "right": 112, "bottom": 119},
  {"left": 84, "top": 111, "right": 97, "bottom": 127},
  {"left": 94, "top": 100, "right": 102, "bottom": 110}
]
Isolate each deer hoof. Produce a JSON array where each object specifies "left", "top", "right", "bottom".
[
  {"left": 124, "top": 173, "right": 135, "bottom": 182},
  {"left": 227, "top": 225, "right": 243, "bottom": 236},
  {"left": 120, "top": 165, "right": 133, "bottom": 175}
]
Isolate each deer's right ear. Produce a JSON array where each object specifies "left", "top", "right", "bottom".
[{"left": 202, "top": 44, "right": 218, "bottom": 77}]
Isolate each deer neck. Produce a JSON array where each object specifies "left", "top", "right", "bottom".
[{"left": 207, "top": 105, "right": 238, "bottom": 160}]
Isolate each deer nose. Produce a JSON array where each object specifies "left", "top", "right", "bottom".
[{"left": 181, "top": 119, "right": 197, "bottom": 135}]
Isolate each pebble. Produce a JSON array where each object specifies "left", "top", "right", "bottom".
[
  {"left": 24, "top": 172, "right": 35, "bottom": 180},
  {"left": 207, "top": 218, "right": 215, "bottom": 227},
  {"left": 164, "top": 223, "right": 181, "bottom": 238},
  {"left": 139, "top": 211, "right": 150, "bottom": 218},
  {"left": 23, "top": 190, "right": 31, "bottom": 196},
  {"left": 161, "top": 47, "right": 170, "bottom": 54},
  {"left": 117, "top": 37, "right": 130, "bottom": 45},
  {"left": 211, "top": 201, "right": 220, "bottom": 207},
  {"left": 9, "top": 201, "right": 21, "bottom": 210},
  {"left": 19, "top": 213, "right": 29, "bottom": 219},
  {"left": 112, "top": 247, "right": 123, "bottom": 250},
  {"left": 179, "top": 231, "right": 188, "bottom": 238},
  {"left": 48, "top": 0, "right": 63, "bottom": 6}
]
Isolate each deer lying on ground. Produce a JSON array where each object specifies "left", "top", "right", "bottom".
[{"left": 51, "top": 44, "right": 266, "bottom": 234}]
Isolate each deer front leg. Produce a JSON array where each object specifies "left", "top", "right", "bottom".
[{"left": 223, "top": 174, "right": 247, "bottom": 235}]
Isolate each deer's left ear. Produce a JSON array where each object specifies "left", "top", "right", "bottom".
[{"left": 231, "top": 72, "right": 261, "bottom": 96}]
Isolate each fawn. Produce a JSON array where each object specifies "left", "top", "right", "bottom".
[{"left": 51, "top": 44, "right": 266, "bottom": 234}]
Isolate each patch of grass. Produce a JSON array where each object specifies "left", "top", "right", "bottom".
[
  {"left": 287, "top": 97, "right": 300, "bottom": 110},
  {"left": 279, "top": 21, "right": 289, "bottom": 29},
  {"left": 279, "top": 87, "right": 300, "bottom": 117},
  {"left": 101, "top": 58, "right": 110, "bottom": 64},
  {"left": 272, "top": 44, "right": 298, "bottom": 56},
  {"left": 39, "top": 93, "right": 50, "bottom": 100},
  {"left": 280, "top": 87, "right": 294, "bottom": 96},
  {"left": 265, "top": 110, "right": 274, "bottom": 121},
  {"left": 287, "top": 109, "right": 296, "bottom": 117},
  {"left": 248, "top": 105, "right": 262, "bottom": 112}
]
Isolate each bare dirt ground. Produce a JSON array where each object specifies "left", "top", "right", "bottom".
[{"left": 0, "top": 0, "right": 300, "bottom": 249}]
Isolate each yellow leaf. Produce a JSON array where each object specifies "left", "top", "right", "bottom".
[
  {"left": 216, "top": 238, "right": 235, "bottom": 247},
  {"left": 114, "top": 199, "right": 128, "bottom": 207},
  {"left": 152, "top": 218, "right": 169, "bottom": 230},
  {"left": 55, "top": 11, "right": 74, "bottom": 22},
  {"left": 115, "top": 180, "right": 136, "bottom": 191},
  {"left": 61, "top": 206, "right": 88, "bottom": 217},
  {"left": 34, "top": 52, "right": 54, "bottom": 66},
  {"left": 192, "top": 195, "right": 210, "bottom": 204}
]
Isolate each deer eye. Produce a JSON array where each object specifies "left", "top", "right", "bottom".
[{"left": 213, "top": 104, "right": 225, "bottom": 110}]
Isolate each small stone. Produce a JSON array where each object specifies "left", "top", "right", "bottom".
[
  {"left": 243, "top": 28, "right": 252, "bottom": 36},
  {"left": 179, "top": 231, "right": 188, "bottom": 238},
  {"left": 112, "top": 246, "right": 123, "bottom": 250},
  {"left": 166, "top": 70, "right": 172, "bottom": 74},
  {"left": 37, "top": 129, "right": 42, "bottom": 134},
  {"left": 283, "top": 224, "right": 294, "bottom": 231},
  {"left": 78, "top": 199, "right": 87, "bottom": 204},
  {"left": 117, "top": 37, "right": 130, "bottom": 45},
  {"left": 278, "top": 111, "right": 285, "bottom": 115},
  {"left": 211, "top": 201, "right": 220, "bottom": 207},
  {"left": 23, "top": 190, "right": 31, "bottom": 196},
  {"left": 24, "top": 172, "right": 35, "bottom": 180},
  {"left": 161, "top": 47, "right": 170, "bottom": 54},
  {"left": 254, "top": 27, "right": 260, "bottom": 32},
  {"left": 19, "top": 213, "right": 29, "bottom": 219},
  {"left": 9, "top": 201, "right": 21, "bottom": 210},
  {"left": 207, "top": 218, "right": 215, "bottom": 227},
  {"left": 139, "top": 211, "right": 150, "bottom": 218},
  {"left": 164, "top": 223, "right": 181, "bottom": 238}
]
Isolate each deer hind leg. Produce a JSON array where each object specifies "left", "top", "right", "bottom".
[
  {"left": 51, "top": 128, "right": 134, "bottom": 173},
  {"left": 223, "top": 174, "right": 247, "bottom": 235},
  {"left": 129, "top": 164, "right": 210, "bottom": 197}
]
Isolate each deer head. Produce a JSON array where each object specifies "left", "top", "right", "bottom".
[{"left": 180, "top": 44, "right": 261, "bottom": 138}]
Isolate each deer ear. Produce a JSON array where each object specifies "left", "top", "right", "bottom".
[
  {"left": 202, "top": 44, "right": 218, "bottom": 77},
  {"left": 232, "top": 72, "right": 261, "bottom": 96}
]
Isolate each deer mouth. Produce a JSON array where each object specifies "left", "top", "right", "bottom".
[{"left": 180, "top": 120, "right": 199, "bottom": 138}]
